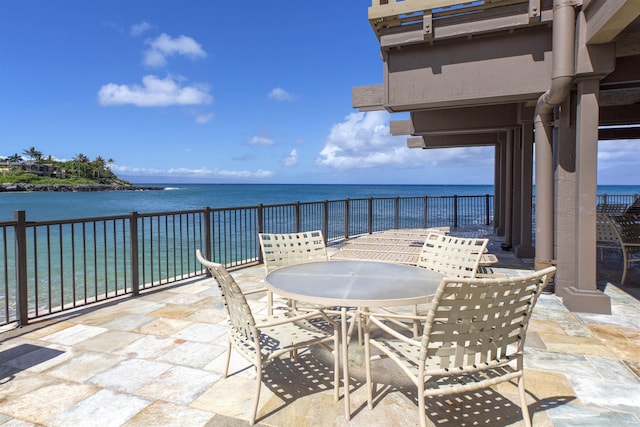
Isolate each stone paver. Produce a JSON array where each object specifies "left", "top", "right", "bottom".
[{"left": 1, "top": 228, "right": 639, "bottom": 426}]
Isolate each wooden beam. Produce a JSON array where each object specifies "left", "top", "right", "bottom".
[
  {"left": 390, "top": 120, "right": 413, "bottom": 135},
  {"left": 599, "top": 127, "right": 640, "bottom": 140},
  {"left": 352, "top": 85, "right": 385, "bottom": 111},
  {"left": 410, "top": 104, "right": 519, "bottom": 134},
  {"left": 599, "top": 104, "right": 640, "bottom": 126},
  {"left": 585, "top": 0, "right": 640, "bottom": 44},
  {"left": 412, "top": 132, "right": 501, "bottom": 149}
]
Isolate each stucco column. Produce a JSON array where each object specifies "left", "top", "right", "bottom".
[
  {"left": 494, "top": 143, "right": 503, "bottom": 234},
  {"left": 511, "top": 128, "right": 522, "bottom": 250},
  {"left": 514, "top": 121, "right": 535, "bottom": 258},
  {"left": 503, "top": 130, "right": 514, "bottom": 249},
  {"left": 554, "top": 95, "right": 578, "bottom": 296},
  {"left": 534, "top": 112, "right": 555, "bottom": 271},
  {"left": 562, "top": 78, "right": 611, "bottom": 314}
]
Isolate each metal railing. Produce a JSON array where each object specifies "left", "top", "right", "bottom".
[
  {"left": 0, "top": 194, "right": 495, "bottom": 327},
  {"left": 2, "top": 192, "right": 632, "bottom": 327}
]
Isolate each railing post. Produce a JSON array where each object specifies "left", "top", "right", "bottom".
[
  {"left": 14, "top": 210, "right": 28, "bottom": 326},
  {"left": 257, "top": 204, "right": 264, "bottom": 264},
  {"left": 394, "top": 197, "right": 400, "bottom": 229},
  {"left": 453, "top": 195, "right": 459, "bottom": 228},
  {"left": 129, "top": 211, "right": 140, "bottom": 296},
  {"left": 203, "top": 207, "right": 211, "bottom": 261},
  {"left": 424, "top": 196, "right": 430, "bottom": 228},
  {"left": 344, "top": 199, "right": 350, "bottom": 239},
  {"left": 322, "top": 200, "right": 329, "bottom": 241},
  {"left": 295, "top": 201, "right": 301, "bottom": 232},
  {"left": 368, "top": 197, "right": 373, "bottom": 234},
  {"left": 485, "top": 194, "right": 491, "bottom": 226}
]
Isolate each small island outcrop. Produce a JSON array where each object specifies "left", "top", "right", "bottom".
[{"left": 1, "top": 147, "right": 163, "bottom": 192}]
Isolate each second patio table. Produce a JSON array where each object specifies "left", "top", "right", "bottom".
[{"left": 264, "top": 260, "right": 443, "bottom": 420}]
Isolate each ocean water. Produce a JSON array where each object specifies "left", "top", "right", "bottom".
[{"left": 1, "top": 183, "right": 639, "bottom": 221}]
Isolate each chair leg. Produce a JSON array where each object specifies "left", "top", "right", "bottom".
[
  {"left": 223, "top": 338, "right": 232, "bottom": 378},
  {"left": 518, "top": 375, "right": 532, "bottom": 427},
  {"left": 333, "top": 328, "right": 340, "bottom": 402},
  {"left": 363, "top": 314, "right": 374, "bottom": 409},
  {"left": 418, "top": 383, "right": 427, "bottom": 427},
  {"left": 621, "top": 248, "right": 629, "bottom": 285},
  {"left": 412, "top": 305, "right": 422, "bottom": 337},
  {"left": 250, "top": 361, "right": 263, "bottom": 425},
  {"left": 267, "top": 290, "right": 273, "bottom": 316}
]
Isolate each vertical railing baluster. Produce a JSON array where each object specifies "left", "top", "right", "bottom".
[
  {"left": 486, "top": 194, "right": 491, "bottom": 225},
  {"left": 14, "top": 211, "right": 28, "bottom": 326},
  {"left": 204, "top": 207, "right": 211, "bottom": 264},
  {"left": 368, "top": 198, "right": 373, "bottom": 234},
  {"left": 130, "top": 212, "right": 139, "bottom": 295},
  {"left": 423, "top": 196, "right": 428, "bottom": 228},
  {"left": 453, "top": 195, "right": 459, "bottom": 228},
  {"left": 345, "top": 199, "right": 350, "bottom": 239}
]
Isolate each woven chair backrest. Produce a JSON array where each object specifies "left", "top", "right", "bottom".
[
  {"left": 609, "top": 214, "right": 640, "bottom": 247},
  {"left": 596, "top": 213, "right": 619, "bottom": 243},
  {"left": 417, "top": 232, "right": 488, "bottom": 278},
  {"left": 420, "top": 266, "right": 555, "bottom": 374},
  {"left": 625, "top": 198, "right": 640, "bottom": 216},
  {"left": 259, "top": 230, "right": 328, "bottom": 272},
  {"left": 597, "top": 203, "right": 627, "bottom": 213},
  {"left": 196, "top": 251, "right": 256, "bottom": 340}
]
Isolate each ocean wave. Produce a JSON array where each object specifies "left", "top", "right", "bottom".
[{"left": 164, "top": 187, "right": 182, "bottom": 191}]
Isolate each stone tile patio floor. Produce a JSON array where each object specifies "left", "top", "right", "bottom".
[{"left": 1, "top": 229, "right": 639, "bottom": 426}]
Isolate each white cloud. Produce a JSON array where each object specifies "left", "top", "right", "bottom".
[
  {"left": 282, "top": 149, "right": 299, "bottom": 167},
  {"left": 248, "top": 136, "right": 275, "bottom": 146},
  {"left": 131, "top": 21, "right": 151, "bottom": 36},
  {"left": 598, "top": 140, "right": 640, "bottom": 163},
  {"left": 268, "top": 87, "right": 295, "bottom": 101},
  {"left": 98, "top": 75, "right": 212, "bottom": 107},
  {"left": 195, "top": 113, "right": 214, "bottom": 124},
  {"left": 143, "top": 33, "right": 206, "bottom": 67},
  {"left": 316, "top": 111, "right": 494, "bottom": 170},
  {"left": 112, "top": 165, "right": 273, "bottom": 179}
]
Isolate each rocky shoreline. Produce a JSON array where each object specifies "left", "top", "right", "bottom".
[{"left": 0, "top": 183, "right": 164, "bottom": 192}]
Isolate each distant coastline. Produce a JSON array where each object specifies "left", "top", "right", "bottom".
[{"left": 0, "top": 183, "right": 164, "bottom": 192}]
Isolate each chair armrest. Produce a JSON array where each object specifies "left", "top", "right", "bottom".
[{"left": 366, "top": 312, "right": 424, "bottom": 346}]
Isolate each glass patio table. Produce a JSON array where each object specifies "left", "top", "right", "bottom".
[{"left": 264, "top": 260, "right": 443, "bottom": 420}]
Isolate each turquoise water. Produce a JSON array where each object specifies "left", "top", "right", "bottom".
[
  {"left": 1, "top": 184, "right": 494, "bottom": 221},
  {"left": 2, "top": 183, "right": 638, "bottom": 221}
]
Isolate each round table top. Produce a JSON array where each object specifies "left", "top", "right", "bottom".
[{"left": 264, "top": 260, "right": 442, "bottom": 307}]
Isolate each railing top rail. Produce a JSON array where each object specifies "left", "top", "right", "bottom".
[
  {"left": 137, "top": 208, "right": 207, "bottom": 218},
  {"left": 24, "top": 214, "right": 131, "bottom": 227}
]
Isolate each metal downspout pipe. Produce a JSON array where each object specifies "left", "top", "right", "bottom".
[{"left": 533, "top": 0, "right": 576, "bottom": 270}]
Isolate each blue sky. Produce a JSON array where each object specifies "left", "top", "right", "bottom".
[{"left": 1, "top": 1, "right": 638, "bottom": 185}]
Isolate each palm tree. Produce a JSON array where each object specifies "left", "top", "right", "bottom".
[
  {"left": 22, "top": 146, "right": 43, "bottom": 163},
  {"left": 7, "top": 153, "right": 23, "bottom": 165},
  {"left": 73, "top": 153, "right": 90, "bottom": 179},
  {"left": 92, "top": 156, "right": 106, "bottom": 179}
]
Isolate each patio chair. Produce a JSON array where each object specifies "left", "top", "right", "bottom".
[
  {"left": 417, "top": 232, "right": 489, "bottom": 277},
  {"left": 625, "top": 198, "right": 640, "bottom": 216},
  {"left": 196, "top": 250, "right": 339, "bottom": 425},
  {"left": 363, "top": 266, "right": 556, "bottom": 427},
  {"left": 385, "top": 233, "right": 490, "bottom": 336},
  {"left": 607, "top": 214, "right": 640, "bottom": 285},
  {"left": 596, "top": 213, "right": 620, "bottom": 260},
  {"left": 258, "top": 230, "right": 328, "bottom": 315}
]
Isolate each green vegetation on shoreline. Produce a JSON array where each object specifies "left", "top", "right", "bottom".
[{"left": 1, "top": 146, "right": 131, "bottom": 186}]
